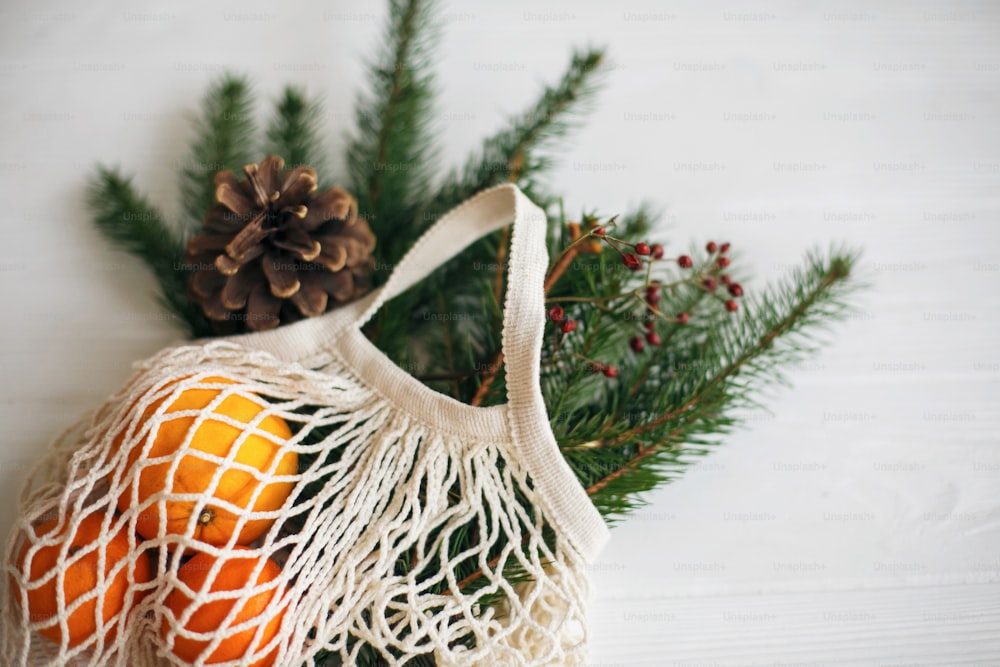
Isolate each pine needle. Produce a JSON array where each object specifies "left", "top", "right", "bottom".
[
  {"left": 424, "top": 47, "right": 606, "bottom": 220},
  {"left": 347, "top": 0, "right": 439, "bottom": 268},
  {"left": 567, "top": 247, "right": 863, "bottom": 519},
  {"left": 265, "top": 85, "right": 326, "bottom": 174},
  {"left": 178, "top": 74, "right": 256, "bottom": 229},
  {"left": 86, "top": 166, "right": 211, "bottom": 336},
  {"left": 366, "top": 48, "right": 607, "bottom": 380}
]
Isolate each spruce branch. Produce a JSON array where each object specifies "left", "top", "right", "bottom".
[
  {"left": 383, "top": 48, "right": 607, "bottom": 370},
  {"left": 264, "top": 85, "right": 325, "bottom": 173},
  {"left": 424, "top": 48, "right": 606, "bottom": 220},
  {"left": 575, "top": 247, "right": 862, "bottom": 519},
  {"left": 347, "top": 0, "right": 438, "bottom": 267},
  {"left": 363, "top": 46, "right": 605, "bottom": 379},
  {"left": 178, "top": 74, "right": 256, "bottom": 229},
  {"left": 86, "top": 166, "right": 211, "bottom": 336}
]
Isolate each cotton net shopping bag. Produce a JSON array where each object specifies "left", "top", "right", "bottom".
[{"left": 2, "top": 184, "right": 610, "bottom": 666}]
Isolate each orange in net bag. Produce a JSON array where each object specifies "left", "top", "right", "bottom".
[
  {"left": 114, "top": 375, "right": 297, "bottom": 547},
  {"left": 10, "top": 511, "right": 153, "bottom": 652},
  {"left": 162, "top": 546, "right": 287, "bottom": 667}
]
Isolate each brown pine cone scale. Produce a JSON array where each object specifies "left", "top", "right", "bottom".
[{"left": 185, "top": 155, "right": 375, "bottom": 332}]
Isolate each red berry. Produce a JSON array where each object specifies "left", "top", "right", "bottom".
[
  {"left": 716, "top": 257, "right": 731, "bottom": 269},
  {"left": 646, "top": 331, "right": 662, "bottom": 346},
  {"left": 646, "top": 284, "right": 661, "bottom": 304},
  {"left": 720, "top": 274, "right": 732, "bottom": 286},
  {"left": 547, "top": 305, "right": 565, "bottom": 323},
  {"left": 725, "top": 299, "right": 738, "bottom": 312},
  {"left": 644, "top": 319, "right": 656, "bottom": 330},
  {"left": 623, "top": 253, "right": 642, "bottom": 271},
  {"left": 677, "top": 312, "right": 690, "bottom": 325},
  {"left": 728, "top": 283, "right": 743, "bottom": 297},
  {"left": 603, "top": 365, "right": 618, "bottom": 378},
  {"left": 706, "top": 241, "right": 718, "bottom": 253},
  {"left": 651, "top": 243, "right": 664, "bottom": 259},
  {"left": 593, "top": 227, "right": 606, "bottom": 237},
  {"left": 635, "top": 242, "right": 651, "bottom": 256},
  {"left": 677, "top": 255, "right": 693, "bottom": 269},
  {"left": 720, "top": 242, "right": 731, "bottom": 254},
  {"left": 560, "top": 319, "right": 577, "bottom": 334},
  {"left": 702, "top": 277, "right": 718, "bottom": 292},
  {"left": 630, "top": 336, "right": 645, "bottom": 353}
]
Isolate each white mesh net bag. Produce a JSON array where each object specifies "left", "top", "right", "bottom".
[{"left": 2, "top": 184, "right": 610, "bottom": 666}]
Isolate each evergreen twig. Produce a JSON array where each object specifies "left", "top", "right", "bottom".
[
  {"left": 86, "top": 167, "right": 212, "bottom": 336},
  {"left": 371, "top": 48, "right": 607, "bottom": 389},
  {"left": 265, "top": 85, "right": 325, "bottom": 173},
  {"left": 567, "top": 248, "right": 862, "bottom": 519},
  {"left": 347, "top": 0, "right": 438, "bottom": 268},
  {"left": 423, "top": 47, "right": 606, "bottom": 221},
  {"left": 178, "top": 74, "right": 256, "bottom": 229}
]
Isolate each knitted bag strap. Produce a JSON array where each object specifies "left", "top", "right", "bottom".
[
  {"left": 234, "top": 184, "right": 609, "bottom": 561},
  {"left": 350, "top": 183, "right": 608, "bottom": 561},
  {"left": 351, "top": 185, "right": 542, "bottom": 332}
]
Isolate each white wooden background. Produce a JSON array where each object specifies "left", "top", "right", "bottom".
[{"left": 1, "top": 0, "right": 998, "bottom": 664}]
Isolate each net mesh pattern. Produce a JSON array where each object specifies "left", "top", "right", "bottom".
[{"left": 2, "top": 341, "right": 590, "bottom": 666}]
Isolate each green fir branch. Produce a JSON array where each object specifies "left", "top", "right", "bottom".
[
  {"left": 347, "top": 0, "right": 438, "bottom": 267},
  {"left": 368, "top": 49, "right": 607, "bottom": 382},
  {"left": 86, "top": 167, "right": 212, "bottom": 336},
  {"left": 569, "top": 247, "right": 862, "bottom": 519},
  {"left": 423, "top": 47, "right": 606, "bottom": 220},
  {"left": 264, "top": 86, "right": 326, "bottom": 173},
  {"left": 179, "top": 74, "right": 256, "bottom": 229}
]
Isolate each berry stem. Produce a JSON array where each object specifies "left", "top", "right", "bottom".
[
  {"left": 547, "top": 276, "right": 692, "bottom": 306},
  {"left": 632, "top": 294, "right": 688, "bottom": 324},
  {"left": 545, "top": 216, "right": 617, "bottom": 292}
]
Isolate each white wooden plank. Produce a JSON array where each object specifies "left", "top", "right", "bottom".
[{"left": 589, "top": 584, "right": 1000, "bottom": 665}]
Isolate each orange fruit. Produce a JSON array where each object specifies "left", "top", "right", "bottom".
[
  {"left": 162, "top": 547, "right": 286, "bottom": 666},
  {"left": 116, "top": 376, "right": 297, "bottom": 546},
  {"left": 13, "top": 512, "right": 153, "bottom": 648}
]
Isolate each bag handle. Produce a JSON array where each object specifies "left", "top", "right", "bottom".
[
  {"left": 353, "top": 184, "right": 609, "bottom": 561},
  {"left": 348, "top": 184, "right": 550, "bottom": 428},
  {"left": 349, "top": 185, "right": 540, "bottom": 333},
  {"left": 348, "top": 185, "right": 548, "bottom": 414}
]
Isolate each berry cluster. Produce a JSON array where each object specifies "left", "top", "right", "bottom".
[
  {"left": 592, "top": 224, "right": 665, "bottom": 273},
  {"left": 545, "top": 219, "right": 747, "bottom": 380},
  {"left": 699, "top": 241, "right": 742, "bottom": 312}
]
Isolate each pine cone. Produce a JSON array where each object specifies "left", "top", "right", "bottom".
[{"left": 186, "top": 156, "right": 375, "bottom": 332}]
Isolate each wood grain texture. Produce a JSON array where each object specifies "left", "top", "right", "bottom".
[
  {"left": 0, "top": 0, "right": 997, "bottom": 663},
  {"left": 589, "top": 584, "right": 1000, "bottom": 665}
]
